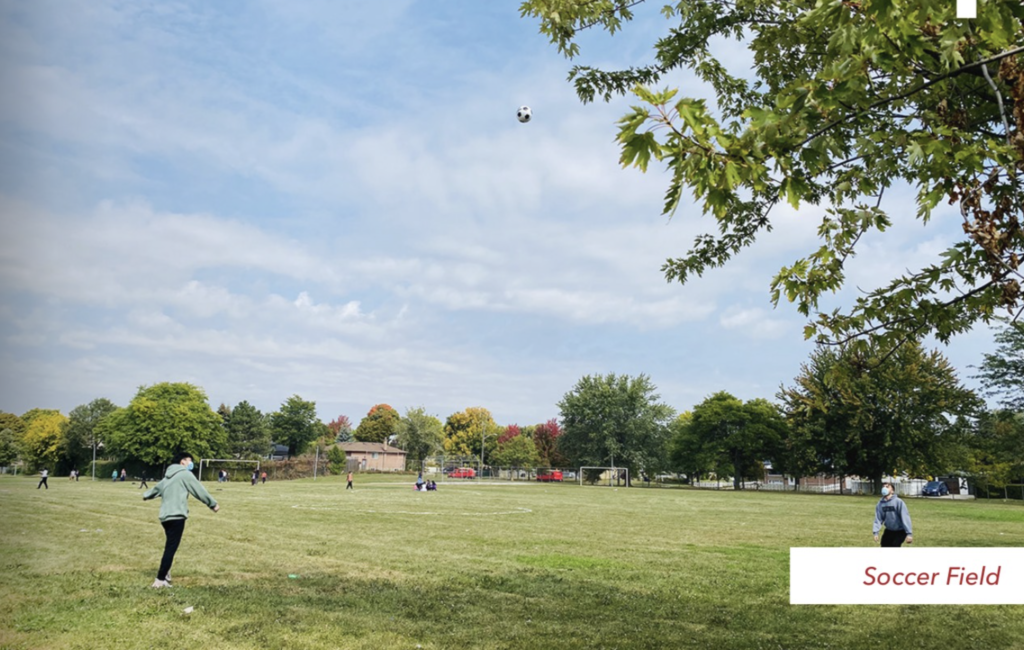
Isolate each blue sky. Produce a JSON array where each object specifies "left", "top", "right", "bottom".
[{"left": 0, "top": 1, "right": 1001, "bottom": 427}]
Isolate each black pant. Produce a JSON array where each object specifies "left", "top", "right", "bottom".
[
  {"left": 346, "top": 481, "right": 353, "bottom": 489},
  {"left": 158, "top": 518, "right": 186, "bottom": 580},
  {"left": 881, "top": 529, "right": 908, "bottom": 547},
  {"left": 37, "top": 477, "right": 48, "bottom": 489}
]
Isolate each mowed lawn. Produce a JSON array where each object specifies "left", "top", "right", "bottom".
[{"left": 1, "top": 474, "right": 1022, "bottom": 650}]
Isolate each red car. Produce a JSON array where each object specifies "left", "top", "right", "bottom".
[
  {"left": 536, "top": 470, "right": 563, "bottom": 482},
  {"left": 448, "top": 468, "right": 476, "bottom": 479}
]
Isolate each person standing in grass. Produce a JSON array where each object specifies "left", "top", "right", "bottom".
[
  {"left": 143, "top": 452, "right": 219, "bottom": 588},
  {"left": 872, "top": 481, "right": 913, "bottom": 547},
  {"left": 346, "top": 471, "right": 353, "bottom": 490},
  {"left": 37, "top": 468, "right": 48, "bottom": 489}
]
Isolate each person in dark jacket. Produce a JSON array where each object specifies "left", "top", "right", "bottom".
[
  {"left": 872, "top": 481, "right": 913, "bottom": 547},
  {"left": 143, "top": 452, "right": 219, "bottom": 588}
]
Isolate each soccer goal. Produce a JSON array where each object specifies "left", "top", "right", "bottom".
[
  {"left": 198, "top": 458, "right": 260, "bottom": 482},
  {"left": 579, "top": 466, "right": 629, "bottom": 487}
]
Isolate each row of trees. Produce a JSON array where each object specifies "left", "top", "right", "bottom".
[
  {"left": 557, "top": 324, "right": 1024, "bottom": 493},
  {"left": 4, "top": 324, "right": 1022, "bottom": 491}
]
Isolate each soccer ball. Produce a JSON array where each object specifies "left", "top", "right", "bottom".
[{"left": 516, "top": 106, "right": 532, "bottom": 123}]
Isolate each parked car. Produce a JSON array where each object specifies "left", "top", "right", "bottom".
[
  {"left": 922, "top": 480, "right": 949, "bottom": 497},
  {"left": 447, "top": 467, "right": 476, "bottom": 479},
  {"left": 536, "top": 470, "right": 563, "bottom": 482}
]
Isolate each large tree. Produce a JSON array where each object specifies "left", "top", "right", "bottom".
[
  {"left": 225, "top": 400, "right": 272, "bottom": 459},
  {"left": 103, "top": 383, "right": 226, "bottom": 466},
  {"left": 779, "top": 341, "right": 979, "bottom": 490},
  {"left": 354, "top": 404, "right": 400, "bottom": 443},
  {"left": 675, "top": 393, "right": 787, "bottom": 489},
  {"left": 491, "top": 432, "right": 541, "bottom": 469},
  {"left": 522, "top": 1, "right": 1024, "bottom": 349},
  {"left": 557, "top": 373, "right": 675, "bottom": 485},
  {"left": 0, "top": 427, "right": 19, "bottom": 468},
  {"left": 20, "top": 412, "right": 67, "bottom": 470},
  {"left": 974, "top": 320, "right": 1024, "bottom": 412},
  {"left": 532, "top": 419, "right": 567, "bottom": 468},
  {"left": 965, "top": 409, "right": 1024, "bottom": 495},
  {"left": 443, "top": 407, "right": 501, "bottom": 460},
  {"left": 395, "top": 407, "right": 445, "bottom": 471},
  {"left": 271, "top": 395, "right": 321, "bottom": 458},
  {"left": 63, "top": 398, "right": 118, "bottom": 471}
]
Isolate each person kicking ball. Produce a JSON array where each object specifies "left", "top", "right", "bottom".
[{"left": 143, "top": 452, "right": 219, "bottom": 588}]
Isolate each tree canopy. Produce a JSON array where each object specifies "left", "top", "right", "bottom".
[
  {"left": 20, "top": 411, "right": 67, "bottom": 470},
  {"left": 271, "top": 395, "right": 321, "bottom": 458},
  {"left": 354, "top": 404, "right": 400, "bottom": 443},
  {"left": 778, "top": 340, "right": 978, "bottom": 489},
  {"left": 63, "top": 398, "right": 118, "bottom": 470},
  {"left": 522, "top": 0, "right": 1024, "bottom": 349},
  {"left": 396, "top": 407, "right": 445, "bottom": 470},
  {"left": 673, "top": 393, "right": 786, "bottom": 488},
  {"left": 101, "top": 383, "right": 226, "bottom": 466},
  {"left": 974, "top": 319, "right": 1024, "bottom": 411},
  {"left": 225, "top": 400, "right": 272, "bottom": 459},
  {"left": 443, "top": 407, "right": 501, "bottom": 459},
  {"left": 557, "top": 373, "right": 675, "bottom": 484}
]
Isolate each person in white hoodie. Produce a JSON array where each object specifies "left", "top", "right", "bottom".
[
  {"left": 872, "top": 481, "right": 913, "bottom": 547},
  {"left": 143, "top": 452, "right": 219, "bottom": 588}
]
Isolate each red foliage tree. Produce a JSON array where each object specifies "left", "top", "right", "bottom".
[
  {"left": 498, "top": 424, "right": 522, "bottom": 445},
  {"left": 533, "top": 419, "right": 566, "bottom": 467}
]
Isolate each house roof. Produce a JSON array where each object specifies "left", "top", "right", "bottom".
[{"left": 338, "top": 441, "right": 407, "bottom": 455}]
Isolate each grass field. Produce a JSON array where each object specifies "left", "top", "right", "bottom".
[{"left": 1, "top": 473, "right": 1022, "bottom": 650}]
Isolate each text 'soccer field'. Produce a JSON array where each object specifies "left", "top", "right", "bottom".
[{"left": 790, "top": 548, "right": 1024, "bottom": 605}]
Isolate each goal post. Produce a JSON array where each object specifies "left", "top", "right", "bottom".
[
  {"left": 198, "top": 458, "right": 260, "bottom": 482},
  {"left": 579, "top": 466, "right": 629, "bottom": 487}
]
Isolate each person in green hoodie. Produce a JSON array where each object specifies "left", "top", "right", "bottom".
[{"left": 143, "top": 452, "right": 219, "bottom": 588}]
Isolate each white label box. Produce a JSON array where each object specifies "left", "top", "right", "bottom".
[{"left": 790, "top": 548, "right": 1024, "bottom": 604}]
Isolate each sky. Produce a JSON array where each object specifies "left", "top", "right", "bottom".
[{"left": 0, "top": 0, "right": 1003, "bottom": 428}]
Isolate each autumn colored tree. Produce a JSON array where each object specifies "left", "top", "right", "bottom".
[
  {"left": 498, "top": 424, "right": 522, "bottom": 445},
  {"left": 532, "top": 419, "right": 566, "bottom": 467},
  {"left": 20, "top": 411, "right": 68, "bottom": 470},
  {"left": 354, "top": 404, "right": 400, "bottom": 443},
  {"left": 443, "top": 407, "right": 501, "bottom": 461},
  {"left": 523, "top": 1, "right": 1024, "bottom": 350},
  {"left": 327, "top": 415, "right": 354, "bottom": 442}
]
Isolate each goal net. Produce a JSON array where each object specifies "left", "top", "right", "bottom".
[
  {"left": 198, "top": 458, "right": 260, "bottom": 482},
  {"left": 579, "top": 466, "right": 629, "bottom": 487}
]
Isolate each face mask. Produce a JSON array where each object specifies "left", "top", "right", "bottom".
[
  {"left": 881, "top": 487, "right": 890, "bottom": 497},
  {"left": 186, "top": 461, "right": 195, "bottom": 471}
]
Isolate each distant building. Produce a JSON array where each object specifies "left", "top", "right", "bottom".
[{"left": 338, "top": 442, "right": 407, "bottom": 472}]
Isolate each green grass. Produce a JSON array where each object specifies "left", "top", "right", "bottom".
[{"left": 1, "top": 474, "right": 1022, "bottom": 650}]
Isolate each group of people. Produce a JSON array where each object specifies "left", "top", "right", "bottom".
[
  {"left": 112, "top": 468, "right": 127, "bottom": 482},
  {"left": 414, "top": 474, "right": 438, "bottom": 491}
]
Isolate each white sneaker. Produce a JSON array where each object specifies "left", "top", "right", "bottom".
[{"left": 150, "top": 579, "right": 171, "bottom": 588}]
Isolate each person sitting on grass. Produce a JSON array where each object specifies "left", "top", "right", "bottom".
[{"left": 143, "top": 452, "right": 219, "bottom": 588}]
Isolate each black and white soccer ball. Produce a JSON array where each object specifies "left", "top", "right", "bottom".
[{"left": 516, "top": 106, "right": 532, "bottom": 123}]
